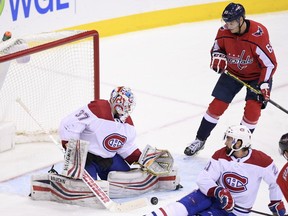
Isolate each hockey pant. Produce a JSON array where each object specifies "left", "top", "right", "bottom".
[
  {"left": 178, "top": 189, "right": 236, "bottom": 216},
  {"left": 146, "top": 189, "right": 236, "bottom": 216}
]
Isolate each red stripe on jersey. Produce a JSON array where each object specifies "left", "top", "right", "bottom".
[
  {"left": 125, "top": 148, "right": 141, "bottom": 164},
  {"left": 212, "top": 147, "right": 273, "bottom": 168},
  {"left": 88, "top": 99, "right": 134, "bottom": 125},
  {"left": 244, "top": 149, "right": 273, "bottom": 167},
  {"left": 212, "top": 147, "right": 232, "bottom": 161},
  {"left": 277, "top": 163, "right": 288, "bottom": 202}
]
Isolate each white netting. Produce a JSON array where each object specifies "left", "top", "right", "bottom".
[{"left": 0, "top": 30, "right": 99, "bottom": 143}]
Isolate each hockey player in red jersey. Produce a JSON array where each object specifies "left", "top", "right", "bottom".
[
  {"left": 146, "top": 125, "right": 286, "bottom": 216},
  {"left": 184, "top": 2, "right": 277, "bottom": 156},
  {"left": 277, "top": 133, "right": 288, "bottom": 202}
]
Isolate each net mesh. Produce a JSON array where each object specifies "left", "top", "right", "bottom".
[{"left": 0, "top": 30, "right": 98, "bottom": 143}]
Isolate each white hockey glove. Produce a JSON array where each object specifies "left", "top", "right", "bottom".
[
  {"left": 259, "top": 82, "right": 270, "bottom": 101},
  {"left": 138, "top": 145, "right": 174, "bottom": 176},
  {"left": 210, "top": 52, "right": 227, "bottom": 74}
]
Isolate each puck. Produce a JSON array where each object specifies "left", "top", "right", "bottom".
[{"left": 150, "top": 196, "right": 158, "bottom": 205}]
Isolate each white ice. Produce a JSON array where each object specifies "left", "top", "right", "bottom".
[{"left": 1, "top": 11, "right": 288, "bottom": 216}]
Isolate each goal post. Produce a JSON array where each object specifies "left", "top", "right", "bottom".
[{"left": 0, "top": 30, "right": 99, "bottom": 144}]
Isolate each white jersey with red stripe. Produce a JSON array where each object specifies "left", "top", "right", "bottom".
[
  {"left": 59, "top": 99, "right": 138, "bottom": 159},
  {"left": 197, "top": 147, "right": 283, "bottom": 214}
]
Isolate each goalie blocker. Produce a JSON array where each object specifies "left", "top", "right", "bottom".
[{"left": 31, "top": 141, "right": 181, "bottom": 207}]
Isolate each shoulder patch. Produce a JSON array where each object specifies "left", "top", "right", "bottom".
[{"left": 252, "top": 26, "right": 263, "bottom": 37}]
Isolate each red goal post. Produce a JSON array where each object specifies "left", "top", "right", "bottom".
[{"left": 0, "top": 30, "right": 99, "bottom": 143}]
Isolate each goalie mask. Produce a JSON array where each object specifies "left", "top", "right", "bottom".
[
  {"left": 109, "top": 86, "right": 136, "bottom": 123},
  {"left": 224, "top": 125, "right": 252, "bottom": 156}
]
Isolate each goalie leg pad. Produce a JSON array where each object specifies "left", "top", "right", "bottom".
[
  {"left": 31, "top": 173, "right": 109, "bottom": 208},
  {"left": 108, "top": 169, "right": 159, "bottom": 198},
  {"left": 108, "top": 168, "right": 181, "bottom": 198},
  {"left": 62, "top": 139, "right": 89, "bottom": 179},
  {"left": 157, "top": 167, "right": 181, "bottom": 190}
]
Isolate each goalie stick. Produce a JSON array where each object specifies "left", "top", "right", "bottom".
[{"left": 16, "top": 98, "right": 150, "bottom": 212}]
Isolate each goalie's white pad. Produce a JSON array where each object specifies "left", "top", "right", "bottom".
[
  {"left": 108, "top": 168, "right": 180, "bottom": 198},
  {"left": 138, "top": 144, "right": 174, "bottom": 176},
  {"left": 31, "top": 173, "right": 109, "bottom": 208},
  {"left": 62, "top": 139, "right": 89, "bottom": 179}
]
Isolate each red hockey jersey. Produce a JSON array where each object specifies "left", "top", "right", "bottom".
[
  {"left": 277, "top": 162, "right": 288, "bottom": 202},
  {"left": 211, "top": 20, "right": 277, "bottom": 83}
]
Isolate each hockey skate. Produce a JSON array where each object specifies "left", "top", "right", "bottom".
[{"left": 184, "top": 138, "right": 205, "bottom": 156}]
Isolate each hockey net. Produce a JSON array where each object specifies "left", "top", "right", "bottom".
[{"left": 0, "top": 30, "right": 99, "bottom": 144}]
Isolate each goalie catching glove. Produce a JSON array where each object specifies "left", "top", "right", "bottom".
[{"left": 137, "top": 144, "right": 174, "bottom": 176}]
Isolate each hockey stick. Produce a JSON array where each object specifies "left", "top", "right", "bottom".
[
  {"left": 236, "top": 205, "right": 288, "bottom": 216},
  {"left": 225, "top": 71, "right": 288, "bottom": 114},
  {"left": 16, "top": 98, "right": 149, "bottom": 212},
  {"left": 15, "top": 98, "right": 65, "bottom": 153},
  {"left": 244, "top": 209, "right": 272, "bottom": 216}
]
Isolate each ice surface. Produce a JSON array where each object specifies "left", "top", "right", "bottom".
[{"left": 1, "top": 11, "right": 288, "bottom": 215}]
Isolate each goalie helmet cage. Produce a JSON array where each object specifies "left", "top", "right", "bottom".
[{"left": 0, "top": 30, "right": 99, "bottom": 143}]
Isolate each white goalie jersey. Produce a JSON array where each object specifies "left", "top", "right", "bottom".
[{"left": 58, "top": 100, "right": 138, "bottom": 159}]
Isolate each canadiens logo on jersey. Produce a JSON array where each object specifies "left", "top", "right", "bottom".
[
  {"left": 222, "top": 172, "right": 248, "bottom": 192},
  {"left": 103, "top": 133, "right": 127, "bottom": 151}
]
